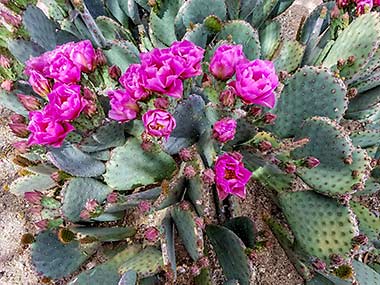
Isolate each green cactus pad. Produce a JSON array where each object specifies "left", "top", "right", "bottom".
[
  {"left": 104, "top": 40, "right": 140, "bottom": 72},
  {"left": 71, "top": 226, "right": 136, "bottom": 241},
  {"left": 187, "top": 173, "right": 205, "bottom": 215},
  {"left": 9, "top": 173, "right": 56, "bottom": 196},
  {"left": 250, "top": 0, "right": 279, "bottom": 28},
  {"left": 225, "top": 0, "right": 240, "bottom": 19},
  {"left": 353, "top": 46, "right": 380, "bottom": 87},
  {"left": 23, "top": 6, "right": 57, "bottom": 50},
  {"left": 352, "top": 72, "right": 380, "bottom": 94},
  {"left": 347, "top": 86, "right": 380, "bottom": 114},
  {"left": 354, "top": 177, "right": 380, "bottom": 196},
  {"left": 353, "top": 260, "right": 380, "bottom": 285},
  {"left": 323, "top": 13, "right": 380, "bottom": 83},
  {"left": 32, "top": 231, "right": 92, "bottom": 279},
  {"left": 273, "top": 40, "right": 305, "bottom": 73},
  {"left": 48, "top": 142, "right": 105, "bottom": 177},
  {"left": 292, "top": 118, "right": 371, "bottom": 196},
  {"left": 279, "top": 191, "right": 357, "bottom": 261},
  {"left": 272, "top": 67, "right": 347, "bottom": 138},
  {"left": 155, "top": 176, "right": 186, "bottom": 210},
  {"left": 118, "top": 270, "right": 137, "bottom": 285},
  {"left": 351, "top": 201, "right": 380, "bottom": 244},
  {"left": 183, "top": 24, "right": 209, "bottom": 48},
  {"left": 79, "top": 121, "right": 126, "bottom": 153},
  {"left": 7, "top": 39, "right": 45, "bottom": 64},
  {"left": 105, "top": 187, "right": 161, "bottom": 213},
  {"left": 105, "top": 0, "right": 129, "bottom": 26},
  {"left": 179, "top": 0, "right": 226, "bottom": 28},
  {"left": 0, "top": 89, "right": 29, "bottom": 116},
  {"left": 118, "top": 0, "right": 141, "bottom": 24},
  {"left": 259, "top": 20, "right": 281, "bottom": 60},
  {"left": 172, "top": 205, "right": 204, "bottom": 261},
  {"left": 119, "top": 247, "right": 163, "bottom": 277},
  {"left": 224, "top": 216, "right": 256, "bottom": 249},
  {"left": 350, "top": 130, "right": 380, "bottom": 148},
  {"left": 206, "top": 225, "right": 250, "bottom": 285},
  {"left": 62, "top": 177, "right": 112, "bottom": 222},
  {"left": 269, "top": 0, "right": 295, "bottom": 18},
  {"left": 216, "top": 20, "right": 261, "bottom": 60},
  {"left": 69, "top": 244, "right": 142, "bottom": 285},
  {"left": 104, "top": 138, "right": 176, "bottom": 190},
  {"left": 161, "top": 213, "right": 177, "bottom": 280},
  {"left": 95, "top": 16, "right": 133, "bottom": 41}
]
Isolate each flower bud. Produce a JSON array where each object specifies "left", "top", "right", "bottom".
[
  {"left": 17, "top": 94, "right": 41, "bottom": 111},
  {"left": 9, "top": 121, "right": 29, "bottom": 138},
  {"left": 330, "top": 254, "right": 345, "bottom": 266},
  {"left": 258, "top": 141, "right": 272, "bottom": 152},
  {"left": 179, "top": 148, "right": 193, "bottom": 161},
  {"left": 184, "top": 165, "right": 197, "bottom": 179},
  {"left": 352, "top": 233, "right": 368, "bottom": 246},
  {"left": 219, "top": 87, "right": 236, "bottom": 107},
  {"left": 138, "top": 201, "right": 151, "bottom": 213},
  {"left": 251, "top": 106, "right": 262, "bottom": 117},
  {"left": 12, "top": 140, "right": 29, "bottom": 153},
  {"left": 285, "top": 163, "right": 296, "bottom": 174},
  {"left": 337, "top": 0, "right": 349, "bottom": 8},
  {"left": 24, "top": 191, "right": 43, "bottom": 204},
  {"left": 85, "top": 199, "right": 99, "bottom": 212},
  {"left": 106, "top": 192, "right": 118, "bottom": 203},
  {"left": 0, "top": 55, "right": 10, "bottom": 68},
  {"left": 305, "top": 157, "right": 320, "bottom": 168},
  {"left": 95, "top": 49, "right": 107, "bottom": 66},
  {"left": 35, "top": 219, "right": 49, "bottom": 231},
  {"left": 108, "top": 65, "right": 121, "bottom": 80},
  {"left": 202, "top": 169, "right": 215, "bottom": 186},
  {"left": 312, "top": 258, "right": 326, "bottom": 271},
  {"left": 190, "top": 265, "right": 200, "bottom": 276},
  {"left": 154, "top": 97, "right": 170, "bottom": 109},
  {"left": 331, "top": 5, "right": 340, "bottom": 19},
  {"left": 1, "top": 79, "right": 13, "bottom": 91},
  {"left": 263, "top": 113, "right": 277, "bottom": 125},
  {"left": 144, "top": 227, "right": 159, "bottom": 242}
]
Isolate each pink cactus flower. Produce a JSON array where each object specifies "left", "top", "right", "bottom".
[
  {"left": 356, "top": 0, "right": 373, "bottom": 14},
  {"left": 68, "top": 40, "right": 96, "bottom": 73},
  {"left": 107, "top": 89, "right": 139, "bottom": 122},
  {"left": 212, "top": 118, "right": 237, "bottom": 143},
  {"left": 169, "top": 40, "right": 205, "bottom": 79},
  {"left": 232, "top": 59, "right": 279, "bottom": 108},
  {"left": 119, "top": 64, "right": 149, "bottom": 100},
  {"left": 27, "top": 110, "right": 74, "bottom": 147},
  {"left": 219, "top": 86, "right": 236, "bottom": 107},
  {"left": 142, "top": 109, "right": 176, "bottom": 139},
  {"left": 214, "top": 152, "right": 252, "bottom": 200},
  {"left": 209, "top": 44, "right": 246, "bottom": 81},
  {"left": 144, "top": 227, "right": 160, "bottom": 242},
  {"left": 17, "top": 94, "right": 41, "bottom": 111},
  {"left": 48, "top": 53, "right": 81, "bottom": 84},
  {"left": 46, "top": 83, "right": 86, "bottom": 121},
  {"left": 374, "top": 0, "right": 380, "bottom": 6}
]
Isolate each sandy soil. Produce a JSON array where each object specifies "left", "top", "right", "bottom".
[{"left": 0, "top": 1, "right": 321, "bottom": 284}]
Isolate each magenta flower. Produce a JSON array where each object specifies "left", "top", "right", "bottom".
[
  {"left": 142, "top": 109, "right": 176, "bottom": 139},
  {"left": 356, "top": 0, "right": 373, "bottom": 14},
  {"left": 169, "top": 40, "right": 205, "bottom": 79},
  {"left": 27, "top": 110, "right": 74, "bottom": 147},
  {"left": 232, "top": 59, "right": 279, "bottom": 108},
  {"left": 214, "top": 152, "right": 252, "bottom": 200},
  {"left": 140, "top": 49, "right": 183, "bottom": 98},
  {"left": 68, "top": 40, "right": 96, "bottom": 73},
  {"left": 213, "top": 118, "right": 237, "bottom": 143},
  {"left": 209, "top": 44, "right": 246, "bottom": 81},
  {"left": 374, "top": 0, "right": 380, "bottom": 6},
  {"left": 48, "top": 53, "right": 81, "bottom": 84},
  {"left": 46, "top": 83, "right": 86, "bottom": 121},
  {"left": 108, "top": 89, "right": 139, "bottom": 122},
  {"left": 28, "top": 70, "right": 51, "bottom": 97},
  {"left": 119, "top": 64, "right": 149, "bottom": 100}
]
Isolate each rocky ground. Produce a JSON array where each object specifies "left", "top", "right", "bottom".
[{"left": 0, "top": 1, "right": 321, "bottom": 284}]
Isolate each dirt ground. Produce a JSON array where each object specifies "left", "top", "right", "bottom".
[{"left": 0, "top": 1, "right": 321, "bottom": 284}]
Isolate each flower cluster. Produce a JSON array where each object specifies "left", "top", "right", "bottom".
[
  {"left": 337, "top": 0, "right": 380, "bottom": 14},
  {"left": 108, "top": 40, "right": 205, "bottom": 138},
  {"left": 25, "top": 40, "right": 97, "bottom": 147}
]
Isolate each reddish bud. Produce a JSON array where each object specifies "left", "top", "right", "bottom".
[
  {"left": 263, "top": 113, "right": 277, "bottom": 125},
  {"left": 258, "top": 141, "right": 272, "bottom": 152},
  {"left": 138, "top": 201, "right": 151, "bottom": 213},
  {"left": 154, "top": 97, "right": 170, "bottom": 109},
  {"left": 13, "top": 140, "right": 29, "bottom": 153},
  {"left": 184, "top": 165, "right": 197, "bottom": 179},
  {"left": 202, "top": 168, "right": 215, "bottom": 186},
  {"left": 95, "top": 49, "right": 107, "bottom": 66},
  {"left": 0, "top": 55, "right": 10, "bottom": 68},
  {"left": 312, "top": 258, "right": 327, "bottom": 271},
  {"left": 179, "top": 148, "right": 193, "bottom": 161},
  {"left": 331, "top": 5, "right": 340, "bottom": 19},
  {"left": 190, "top": 265, "right": 200, "bottom": 276},
  {"left": 305, "top": 157, "right": 320, "bottom": 168},
  {"left": 108, "top": 65, "right": 121, "bottom": 80},
  {"left": 330, "top": 254, "right": 345, "bottom": 266},
  {"left": 219, "top": 87, "right": 236, "bottom": 107},
  {"left": 84, "top": 199, "right": 99, "bottom": 212},
  {"left": 9, "top": 122, "right": 29, "bottom": 138},
  {"left": 251, "top": 106, "right": 262, "bottom": 117},
  {"left": 79, "top": 210, "right": 91, "bottom": 220},
  {"left": 285, "top": 163, "right": 296, "bottom": 174},
  {"left": 106, "top": 192, "right": 118, "bottom": 203},
  {"left": 35, "top": 219, "right": 48, "bottom": 231},
  {"left": 17, "top": 94, "right": 41, "bottom": 111},
  {"left": 24, "top": 191, "right": 43, "bottom": 204},
  {"left": 179, "top": 201, "right": 191, "bottom": 211},
  {"left": 197, "top": 256, "right": 209, "bottom": 268},
  {"left": 144, "top": 227, "right": 159, "bottom": 242},
  {"left": 1, "top": 79, "right": 13, "bottom": 91},
  {"left": 352, "top": 233, "right": 368, "bottom": 246}
]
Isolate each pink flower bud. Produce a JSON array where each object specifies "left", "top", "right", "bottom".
[
  {"left": 353, "top": 233, "right": 368, "bottom": 245},
  {"left": 312, "top": 258, "right": 326, "bottom": 271},
  {"left": 258, "top": 141, "right": 272, "bottom": 152},
  {"left": 28, "top": 70, "right": 51, "bottom": 97},
  {"left": 330, "top": 254, "right": 345, "bottom": 266},
  {"left": 184, "top": 165, "right": 197, "bottom": 179},
  {"left": 305, "top": 157, "right": 320, "bottom": 168},
  {"left": 106, "top": 192, "right": 118, "bottom": 203},
  {"left": 24, "top": 191, "right": 43, "bottom": 204},
  {"left": 202, "top": 169, "right": 215, "bottom": 185},
  {"left": 10, "top": 114, "right": 25, "bottom": 124},
  {"left": 138, "top": 201, "right": 151, "bottom": 213},
  {"left": 179, "top": 148, "right": 193, "bottom": 161},
  {"left": 1, "top": 79, "right": 13, "bottom": 91},
  {"left": 0, "top": 55, "right": 10, "bottom": 68},
  {"left": 12, "top": 140, "right": 29, "bottom": 153},
  {"left": 219, "top": 87, "right": 236, "bottom": 107},
  {"left": 9, "top": 122, "right": 29, "bottom": 138},
  {"left": 337, "top": 0, "right": 349, "bottom": 8},
  {"left": 0, "top": 7, "right": 21, "bottom": 27},
  {"left": 17, "top": 94, "right": 41, "bottom": 111},
  {"left": 84, "top": 199, "right": 99, "bottom": 212},
  {"left": 95, "top": 48, "right": 107, "bottom": 67},
  {"left": 29, "top": 205, "right": 42, "bottom": 215},
  {"left": 285, "top": 163, "right": 296, "bottom": 174},
  {"left": 144, "top": 227, "right": 159, "bottom": 242},
  {"left": 108, "top": 65, "right": 121, "bottom": 80},
  {"left": 153, "top": 97, "right": 170, "bottom": 109},
  {"left": 79, "top": 210, "right": 91, "bottom": 220},
  {"left": 197, "top": 256, "right": 209, "bottom": 268},
  {"left": 263, "top": 113, "right": 277, "bottom": 125},
  {"left": 195, "top": 217, "right": 205, "bottom": 229},
  {"left": 331, "top": 5, "right": 340, "bottom": 19},
  {"left": 190, "top": 265, "right": 200, "bottom": 276},
  {"left": 251, "top": 106, "right": 262, "bottom": 117},
  {"left": 35, "top": 219, "right": 48, "bottom": 231},
  {"left": 141, "top": 140, "right": 154, "bottom": 152},
  {"left": 212, "top": 118, "right": 237, "bottom": 143}
]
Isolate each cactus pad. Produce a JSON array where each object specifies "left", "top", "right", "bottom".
[
  {"left": 104, "top": 40, "right": 140, "bottom": 72},
  {"left": 9, "top": 173, "right": 56, "bottom": 196},
  {"left": 206, "top": 225, "right": 250, "bottom": 285},
  {"left": 279, "top": 191, "right": 357, "bottom": 261},
  {"left": 48, "top": 142, "right": 106, "bottom": 177},
  {"left": 179, "top": 0, "right": 226, "bottom": 28},
  {"left": 216, "top": 20, "right": 261, "bottom": 60},
  {"left": 172, "top": 205, "right": 204, "bottom": 261},
  {"left": 272, "top": 67, "right": 347, "bottom": 138},
  {"left": 71, "top": 226, "right": 136, "bottom": 241},
  {"left": 350, "top": 130, "right": 380, "bottom": 148},
  {"left": 347, "top": 86, "right": 380, "bottom": 115},
  {"left": 183, "top": 24, "right": 209, "bottom": 48},
  {"left": 353, "top": 260, "right": 380, "bottom": 285},
  {"left": 273, "top": 40, "right": 304, "bottom": 73},
  {"left": 224, "top": 216, "right": 256, "bottom": 249},
  {"left": 292, "top": 118, "right": 371, "bottom": 196},
  {"left": 323, "top": 13, "right": 380, "bottom": 83},
  {"left": 104, "top": 138, "right": 176, "bottom": 190},
  {"left": 150, "top": 10, "right": 177, "bottom": 47},
  {"left": 119, "top": 247, "right": 163, "bottom": 278},
  {"left": 32, "top": 231, "right": 91, "bottom": 279},
  {"left": 259, "top": 20, "right": 281, "bottom": 60},
  {"left": 250, "top": 0, "right": 279, "bottom": 28},
  {"left": 62, "top": 178, "right": 112, "bottom": 222},
  {"left": 351, "top": 201, "right": 380, "bottom": 245},
  {"left": 70, "top": 245, "right": 142, "bottom": 285}
]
